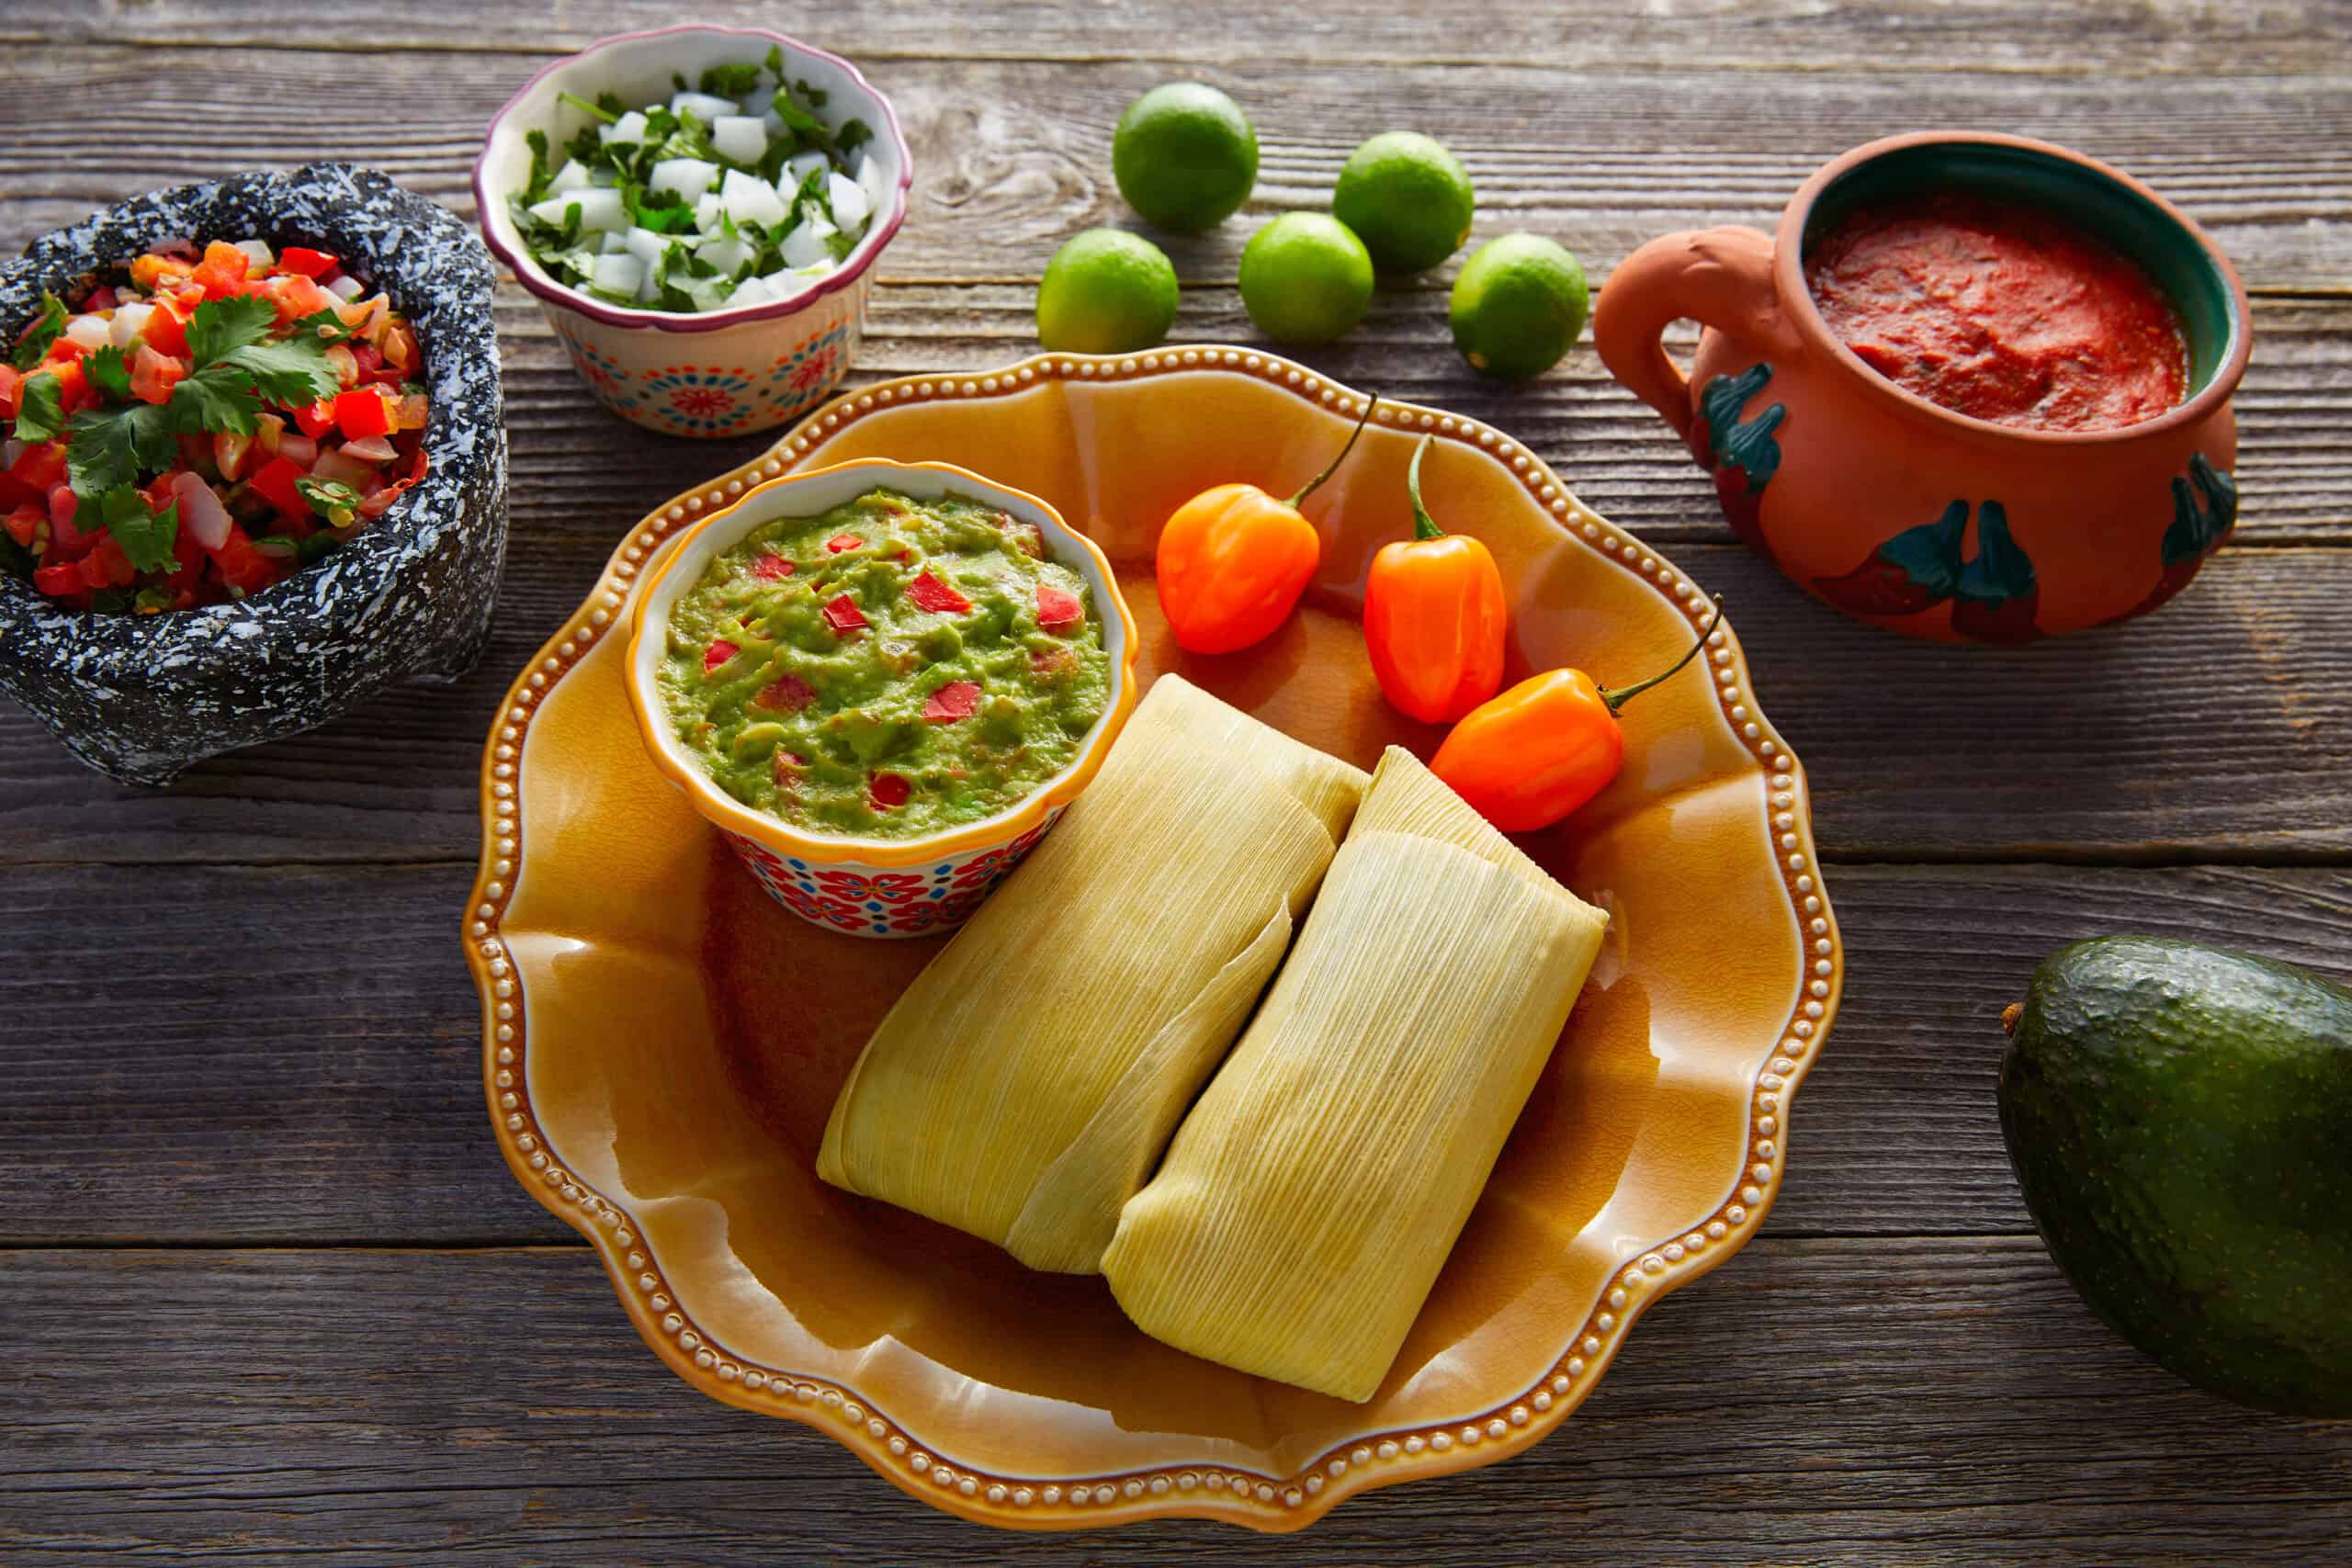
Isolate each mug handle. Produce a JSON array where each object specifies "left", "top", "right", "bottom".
[{"left": 1592, "top": 226, "right": 1797, "bottom": 444}]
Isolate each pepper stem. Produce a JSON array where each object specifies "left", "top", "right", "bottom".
[
  {"left": 1598, "top": 595, "right": 1725, "bottom": 715},
  {"left": 1284, "top": 393, "right": 1380, "bottom": 508},
  {"left": 1405, "top": 434, "right": 1445, "bottom": 540}
]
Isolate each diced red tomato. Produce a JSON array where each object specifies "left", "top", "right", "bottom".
[
  {"left": 1036, "top": 584, "right": 1083, "bottom": 631},
  {"left": 206, "top": 524, "right": 280, "bottom": 595},
  {"left": 3, "top": 504, "right": 41, "bottom": 548},
  {"left": 139, "top": 292, "right": 193, "bottom": 357},
  {"left": 703, "top": 638, "right": 740, "bottom": 674},
  {"left": 753, "top": 673, "right": 815, "bottom": 713},
  {"left": 32, "top": 561, "right": 85, "bottom": 598},
  {"left": 869, "top": 773, "right": 912, "bottom": 809},
  {"left": 1031, "top": 645, "right": 1075, "bottom": 680},
  {"left": 381, "top": 321, "right": 418, "bottom": 375},
  {"left": 752, "top": 552, "right": 794, "bottom": 581},
  {"left": 822, "top": 593, "right": 867, "bottom": 634},
  {"left": 130, "top": 345, "right": 185, "bottom": 406},
  {"left": 277, "top": 246, "right": 338, "bottom": 279},
  {"left": 293, "top": 398, "right": 339, "bottom": 438},
  {"left": 8, "top": 440, "right": 68, "bottom": 494},
  {"left": 271, "top": 272, "right": 336, "bottom": 325},
  {"left": 212, "top": 430, "right": 253, "bottom": 482},
  {"left": 47, "top": 492, "right": 95, "bottom": 559},
  {"left": 42, "top": 354, "right": 91, "bottom": 413},
  {"left": 81, "top": 535, "right": 136, "bottom": 590},
  {"left": 334, "top": 387, "right": 396, "bottom": 439},
  {"left": 193, "top": 240, "right": 255, "bottom": 299},
  {"left": 248, "top": 457, "right": 309, "bottom": 516},
  {"left": 826, "top": 533, "right": 862, "bottom": 554},
  {"left": 0, "top": 365, "right": 19, "bottom": 418},
  {"left": 906, "top": 571, "right": 972, "bottom": 615},
  {"left": 47, "top": 484, "right": 76, "bottom": 530},
  {"left": 922, "top": 681, "right": 982, "bottom": 724}
]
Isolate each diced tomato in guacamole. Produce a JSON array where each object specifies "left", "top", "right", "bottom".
[{"left": 658, "top": 488, "right": 1114, "bottom": 838}]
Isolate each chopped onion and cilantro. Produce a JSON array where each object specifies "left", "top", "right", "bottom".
[
  {"left": 512, "top": 46, "right": 890, "bottom": 313},
  {"left": 0, "top": 240, "right": 429, "bottom": 613}
]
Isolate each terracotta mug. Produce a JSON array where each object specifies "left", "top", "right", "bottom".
[{"left": 1593, "top": 131, "right": 2252, "bottom": 641}]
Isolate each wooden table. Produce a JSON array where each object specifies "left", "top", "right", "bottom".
[{"left": 6, "top": 2, "right": 2348, "bottom": 1560}]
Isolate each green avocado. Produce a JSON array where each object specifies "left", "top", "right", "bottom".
[{"left": 1998, "top": 936, "right": 2352, "bottom": 1416}]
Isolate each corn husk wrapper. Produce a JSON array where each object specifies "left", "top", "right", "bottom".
[
  {"left": 1102, "top": 747, "right": 1608, "bottom": 1401},
  {"left": 816, "top": 675, "right": 1369, "bottom": 1273}
]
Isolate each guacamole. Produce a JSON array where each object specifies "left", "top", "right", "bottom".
[{"left": 660, "top": 487, "right": 1114, "bottom": 838}]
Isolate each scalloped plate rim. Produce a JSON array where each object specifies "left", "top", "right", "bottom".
[{"left": 464, "top": 346, "right": 1842, "bottom": 1532}]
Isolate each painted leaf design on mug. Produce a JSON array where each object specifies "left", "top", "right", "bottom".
[
  {"left": 1948, "top": 502, "right": 2042, "bottom": 644},
  {"left": 1689, "top": 364, "right": 1785, "bottom": 563}
]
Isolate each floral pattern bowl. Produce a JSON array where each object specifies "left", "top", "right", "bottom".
[
  {"left": 466, "top": 351, "right": 1841, "bottom": 1531},
  {"left": 472, "top": 25, "right": 911, "bottom": 439},
  {"left": 622, "top": 458, "right": 1138, "bottom": 938}
]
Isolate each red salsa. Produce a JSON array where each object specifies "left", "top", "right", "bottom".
[{"left": 1804, "top": 192, "right": 2187, "bottom": 433}]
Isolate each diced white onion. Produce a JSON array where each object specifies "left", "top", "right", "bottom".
[
  {"left": 599, "top": 231, "right": 630, "bottom": 254},
  {"left": 670, "top": 90, "right": 741, "bottom": 124},
  {"left": 571, "top": 187, "right": 626, "bottom": 231},
  {"left": 528, "top": 196, "right": 582, "bottom": 227},
  {"left": 64, "top": 314, "right": 111, "bottom": 351},
  {"left": 786, "top": 151, "right": 829, "bottom": 187},
  {"left": 761, "top": 109, "right": 786, "bottom": 138},
  {"left": 827, "top": 171, "right": 869, "bottom": 231},
  {"left": 599, "top": 109, "right": 649, "bottom": 145},
  {"left": 710, "top": 115, "right": 769, "bottom": 165},
  {"left": 326, "top": 275, "right": 365, "bottom": 301},
  {"left": 622, "top": 227, "right": 670, "bottom": 271},
  {"left": 777, "top": 217, "right": 836, "bottom": 271},
  {"left": 856, "top": 152, "right": 893, "bottom": 225},
  {"left": 548, "top": 161, "right": 592, "bottom": 195},
  {"left": 695, "top": 193, "right": 724, "bottom": 231},
  {"left": 172, "top": 471, "right": 232, "bottom": 550},
  {"left": 728, "top": 276, "right": 772, "bottom": 308},
  {"left": 590, "top": 253, "right": 644, "bottom": 299},
  {"left": 696, "top": 236, "right": 755, "bottom": 278},
  {"left": 650, "top": 158, "right": 720, "bottom": 199},
  {"left": 232, "top": 239, "right": 274, "bottom": 270},
  {"left": 718, "top": 169, "right": 787, "bottom": 228},
  {"left": 109, "top": 302, "right": 154, "bottom": 349}
]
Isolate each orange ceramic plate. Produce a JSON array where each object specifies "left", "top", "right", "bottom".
[{"left": 465, "top": 349, "right": 1843, "bottom": 1531}]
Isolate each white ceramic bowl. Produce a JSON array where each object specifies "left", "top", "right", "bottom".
[
  {"left": 624, "top": 458, "right": 1140, "bottom": 938},
  {"left": 473, "top": 25, "right": 911, "bottom": 438}
]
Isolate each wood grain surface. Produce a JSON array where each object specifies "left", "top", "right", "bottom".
[{"left": 3, "top": 0, "right": 2348, "bottom": 1560}]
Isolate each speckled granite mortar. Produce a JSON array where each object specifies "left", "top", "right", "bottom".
[{"left": 0, "top": 164, "right": 507, "bottom": 785}]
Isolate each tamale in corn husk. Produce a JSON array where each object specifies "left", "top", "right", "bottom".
[
  {"left": 1101, "top": 746, "right": 1608, "bottom": 1401},
  {"left": 816, "top": 675, "right": 1369, "bottom": 1273}
]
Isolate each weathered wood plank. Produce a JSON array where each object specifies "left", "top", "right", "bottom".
[
  {"left": 4, "top": 862, "right": 2346, "bottom": 1245},
  {"left": 3, "top": 1239, "right": 2346, "bottom": 1563},
  {"left": 8, "top": 533, "right": 2352, "bottom": 865},
  {"left": 12, "top": 0, "right": 2349, "bottom": 78},
  {"left": 2, "top": 51, "right": 2347, "bottom": 287}
]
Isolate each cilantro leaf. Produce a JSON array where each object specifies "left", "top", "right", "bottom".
[
  {"left": 10, "top": 292, "right": 69, "bottom": 369},
  {"left": 523, "top": 128, "right": 554, "bottom": 204},
  {"left": 558, "top": 90, "right": 618, "bottom": 126},
  {"left": 289, "top": 308, "right": 356, "bottom": 344},
  {"left": 184, "top": 294, "right": 277, "bottom": 367},
  {"left": 78, "top": 486, "right": 179, "bottom": 574},
  {"left": 837, "top": 118, "right": 874, "bottom": 159},
  {"left": 769, "top": 92, "right": 824, "bottom": 140},
  {"left": 764, "top": 44, "right": 786, "bottom": 80},
  {"left": 628, "top": 185, "right": 696, "bottom": 234},
  {"left": 85, "top": 344, "right": 133, "bottom": 402},
  {"left": 66, "top": 402, "right": 179, "bottom": 496},
  {"left": 168, "top": 366, "right": 265, "bottom": 436},
  {"left": 11, "top": 371, "right": 64, "bottom": 443},
  {"left": 296, "top": 476, "right": 360, "bottom": 526},
  {"left": 218, "top": 338, "right": 338, "bottom": 408},
  {"left": 700, "top": 62, "right": 763, "bottom": 97}
]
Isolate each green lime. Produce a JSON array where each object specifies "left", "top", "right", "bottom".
[
  {"left": 1332, "top": 131, "right": 1476, "bottom": 275},
  {"left": 1035, "top": 229, "right": 1180, "bottom": 354},
  {"left": 1238, "top": 213, "right": 1374, "bottom": 345},
  {"left": 1112, "top": 83, "right": 1259, "bottom": 233},
  {"left": 1448, "top": 233, "right": 1589, "bottom": 380}
]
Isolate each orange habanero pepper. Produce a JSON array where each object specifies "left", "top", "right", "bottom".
[
  {"left": 1431, "top": 596, "right": 1724, "bottom": 832},
  {"left": 1363, "top": 434, "right": 1509, "bottom": 724},
  {"left": 1155, "top": 396, "right": 1376, "bottom": 654}
]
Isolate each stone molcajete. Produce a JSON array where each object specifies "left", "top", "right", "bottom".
[
  {"left": 1594, "top": 131, "right": 2250, "bottom": 643},
  {"left": 0, "top": 164, "right": 506, "bottom": 785}
]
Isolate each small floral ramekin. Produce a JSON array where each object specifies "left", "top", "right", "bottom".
[
  {"left": 472, "top": 26, "right": 911, "bottom": 439},
  {"left": 624, "top": 459, "right": 1139, "bottom": 938}
]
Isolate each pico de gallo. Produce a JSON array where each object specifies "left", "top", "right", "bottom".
[{"left": 0, "top": 239, "right": 430, "bottom": 613}]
